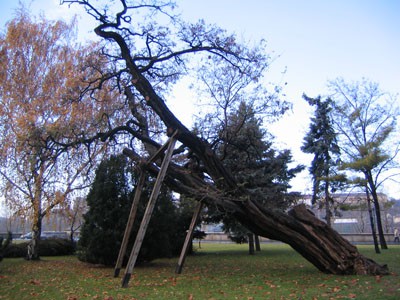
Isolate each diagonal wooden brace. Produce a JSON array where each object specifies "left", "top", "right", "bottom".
[
  {"left": 121, "top": 132, "right": 178, "bottom": 288},
  {"left": 175, "top": 200, "right": 203, "bottom": 274},
  {"left": 114, "top": 170, "right": 146, "bottom": 278}
]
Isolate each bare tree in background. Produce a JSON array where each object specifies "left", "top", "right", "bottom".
[{"left": 329, "top": 77, "right": 400, "bottom": 250}]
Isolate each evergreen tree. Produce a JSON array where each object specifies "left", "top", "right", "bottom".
[
  {"left": 221, "top": 101, "right": 302, "bottom": 209},
  {"left": 78, "top": 155, "right": 189, "bottom": 266},
  {"left": 137, "top": 184, "right": 185, "bottom": 261},
  {"left": 301, "top": 95, "right": 344, "bottom": 226},
  {"left": 212, "top": 102, "right": 303, "bottom": 244},
  {"left": 78, "top": 155, "right": 132, "bottom": 266}
]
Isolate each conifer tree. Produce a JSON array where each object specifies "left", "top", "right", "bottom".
[
  {"left": 213, "top": 102, "right": 303, "bottom": 245},
  {"left": 78, "top": 155, "right": 132, "bottom": 266},
  {"left": 78, "top": 155, "right": 188, "bottom": 266},
  {"left": 301, "top": 95, "right": 344, "bottom": 226}
]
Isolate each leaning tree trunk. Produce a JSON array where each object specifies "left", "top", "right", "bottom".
[
  {"left": 124, "top": 147, "right": 388, "bottom": 276},
  {"left": 94, "top": 20, "right": 389, "bottom": 276},
  {"left": 119, "top": 86, "right": 389, "bottom": 275}
]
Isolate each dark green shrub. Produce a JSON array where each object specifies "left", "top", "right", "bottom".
[
  {"left": 0, "top": 232, "right": 13, "bottom": 261},
  {"left": 78, "top": 155, "right": 191, "bottom": 266},
  {"left": 3, "top": 242, "right": 28, "bottom": 258},
  {"left": 39, "top": 239, "right": 75, "bottom": 256},
  {"left": 3, "top": 239, "right": 74, "bottom": 258}
]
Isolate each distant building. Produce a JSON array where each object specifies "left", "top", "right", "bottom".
[
  {"left": 302, "top": 193, "right": 399, "bottom": 234},
  {"left": 199, "top": 193, "right": 400, "bottom": 240},
  {"left": 0, "top": 198, "right": 86, "bottom": 239}
]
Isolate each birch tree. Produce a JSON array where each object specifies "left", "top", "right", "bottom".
[{"left": 0, "top": 9, "right": 125, "bottom": 259}]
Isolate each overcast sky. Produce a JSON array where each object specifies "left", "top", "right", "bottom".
[{"left": 1, "top": 0, "right": 399, "bottom": 197}]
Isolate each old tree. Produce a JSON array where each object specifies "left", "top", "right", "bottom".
[{"left": 63, "top": 0, "right": 388, "bottom": 275}]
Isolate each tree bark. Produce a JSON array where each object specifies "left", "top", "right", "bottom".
[
  {"left": 367, "top": 173, "right": 388, "bottom": 249},
  {"left": 248, "top": 233, "right": 255, "bottom": 255},
  {"left": 29, "top": 164, "right": 45, "bottom": 261},
  {"left": 366, "top": 188, "right": 380, "bottom": 254}
]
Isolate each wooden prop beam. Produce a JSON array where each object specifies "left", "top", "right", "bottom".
[
  {"left": 121, "top": 133, "right": 177, "bottom": 288},
  {"left": 175, "top": 200, "right": 203, "bottom": 274},
  {"left": 114, "top": 170, "right": 146, "bottom": 278}
]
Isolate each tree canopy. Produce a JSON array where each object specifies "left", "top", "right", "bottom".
[
  {"left": 301, "top": 94, "right": 344, "bottom": 226},
  {"left": 328, "top": 77, "right": 400, "bottom": 249},
  {"left": 205, "top": 101, "right": 303, "bottom": 244},
  {"left": 0, "top": 8, "right": 126, "bottom": 259}
]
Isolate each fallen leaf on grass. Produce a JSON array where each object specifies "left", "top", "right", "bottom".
[
  {"left": 349, "top": 279, "right": 359, "bottom": 285},
  {"left": 28, "top": 279, "right": 41, "bottom": 285},
  {"left": 321, "top": 293, "right": 330, "bottom": 297},
  {"left": 264, "top": 280, "right": 277, "bottom": 288},
  {"left": 169, "top": 276, "right": 177, "bottom": 286},
  {"left": 348, "top": 293, "right": 357, "bottom": 298}
]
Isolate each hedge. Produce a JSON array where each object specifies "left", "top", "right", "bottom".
[{"left": 3, "top": 239, "right": 75, "bottom": 258}]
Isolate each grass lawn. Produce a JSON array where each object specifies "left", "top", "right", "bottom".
[{"left": 0, "top": 243, "right": 399, "bottom": 299}]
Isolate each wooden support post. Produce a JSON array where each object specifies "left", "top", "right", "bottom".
[
  {"left": 255, "top": 235, "right": 261, "bottom": 251},
  {"left": 121, "top": 134, "right": 177, "bottom": 288},
  {"left": 147, "top": 130, "right": 179, "bottom": 164},
  {"left": 114, "top": 170, "right": 146, "bottom": 278},
  {"left": 175, "top": 201, "right": 203, "bottom": 274}
]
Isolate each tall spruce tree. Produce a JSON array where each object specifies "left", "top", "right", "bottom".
[
  {"left": 301, "top": 95, "right": 344, "bottom": 226},
  {"left": 221, "top": 102, "right": 302, "bottom": 208},
  {"left": 212, "top": 102, "right": 303, "bottom": 246}
]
